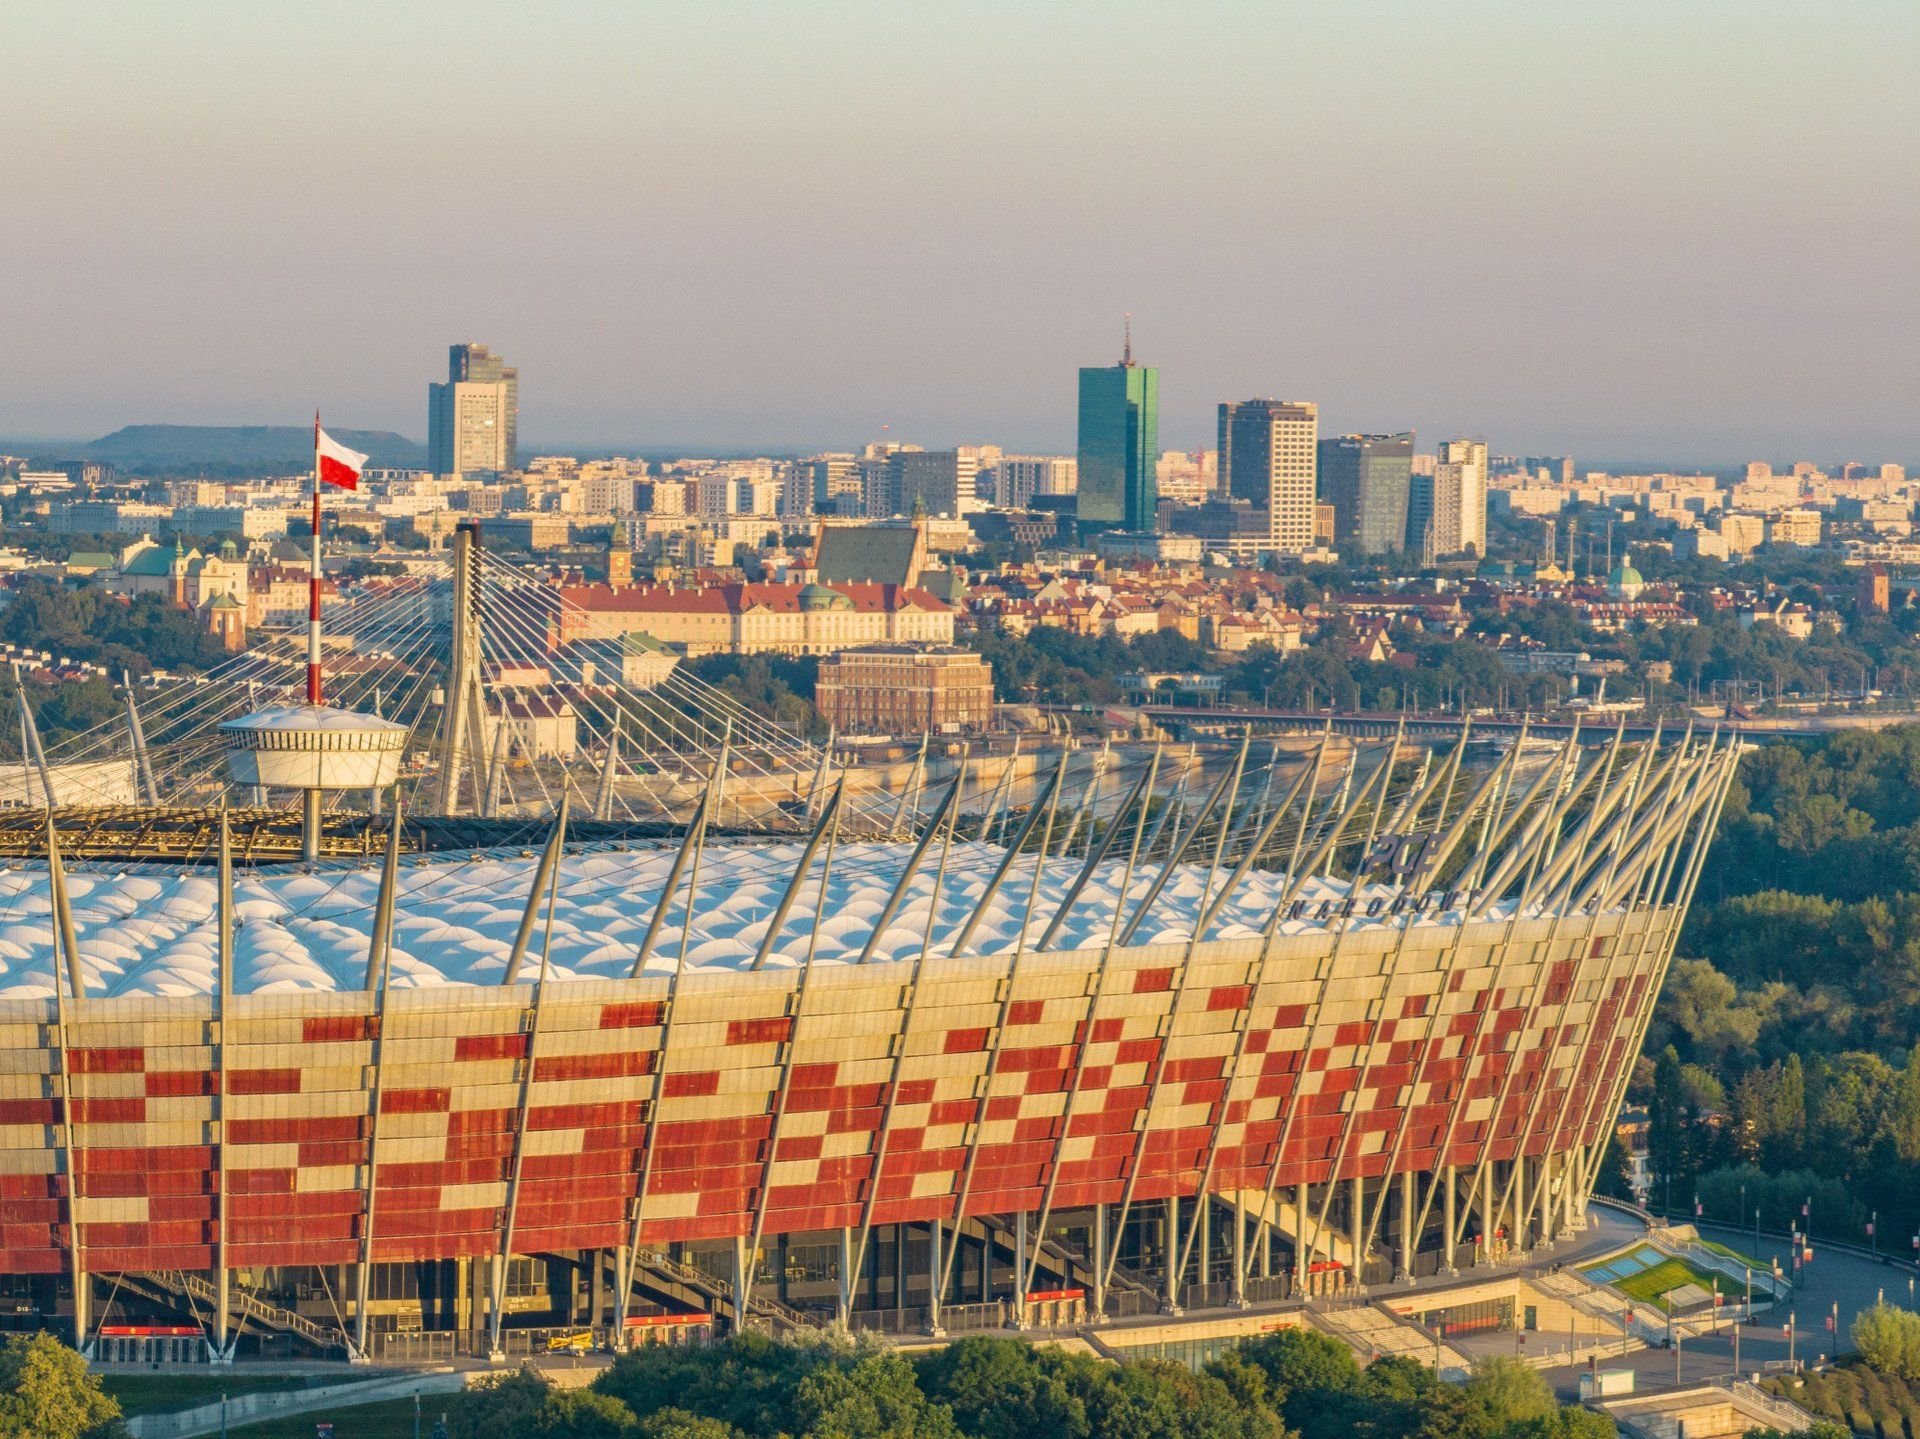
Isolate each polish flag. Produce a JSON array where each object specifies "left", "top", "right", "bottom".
[{"left": 316, "top": 426, "right": 368, "bottom": 491}]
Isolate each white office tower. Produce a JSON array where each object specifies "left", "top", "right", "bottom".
[{"left": 428, "top": 343, "right": 518, "bottom": 479}]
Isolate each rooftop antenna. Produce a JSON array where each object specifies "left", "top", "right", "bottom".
[{"left": 1122, "top": 313, "right": 1133, "bottom": 367}]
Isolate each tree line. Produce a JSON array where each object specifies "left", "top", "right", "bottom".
[
  {"left": 443, "top": 1328, "right": 1613, "bottom": 1439},
  {"left": 1636, "top": 725, "right": 1920, "bottom": 1250}
]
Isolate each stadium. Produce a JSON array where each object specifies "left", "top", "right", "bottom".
[{"left": 0, "top": 532, "right": 1735, "bottom": 1364}]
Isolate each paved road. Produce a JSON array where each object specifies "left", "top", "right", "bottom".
[{"left": 1531, "top": 1218, "right": 1920, "bottom": 1399}]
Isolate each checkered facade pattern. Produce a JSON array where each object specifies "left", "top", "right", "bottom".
[{"left": 0, "top": 904, "right": 1665, "bottom": 1279}]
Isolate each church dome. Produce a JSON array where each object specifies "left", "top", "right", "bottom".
[
  {"left": 1608, "top": 562, "right": 1645, "bottom": 600},
  {"left": 798, "top": 582, "right": 851, "bottom": 612}
]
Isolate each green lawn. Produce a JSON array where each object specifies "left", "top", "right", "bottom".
[
  {"left": 228, "top": 1395, "right": 426, "bottom": 1438},
  {"left": 1611, "top": 1256, "right": 1733, "bottom": 1313},
  {"left": 101, "top": 1371, "right": 381, "bottom": 1417},
  {"left": 1697, "top": 1237, "right": 1771, "bottom": 1272}
]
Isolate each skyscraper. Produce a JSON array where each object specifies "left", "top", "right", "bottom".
[
  {"left": 1317, "top": 433, "right": 1414, "bottom": 556},
  {"left": 1076, "top": 327, "right": 1158, "bottom": 532},
  {"left": 1406, "top": 439, "right": 1488, "bottom": 559},
  {"left": 1217, "top": 399, "right": 1318, "bottom": 556},
  {"left": 428, "top": 343, "right": 518, "bottom": 479}
]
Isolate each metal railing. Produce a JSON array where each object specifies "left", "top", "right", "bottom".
[{"left": 146, "top": 1269, "right": 346, "bottom": 1354}]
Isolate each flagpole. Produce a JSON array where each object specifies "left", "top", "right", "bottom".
[{"left": 309, "top": 411, "right": 323, "bottom": 706}]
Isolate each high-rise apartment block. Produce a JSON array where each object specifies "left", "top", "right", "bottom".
[
  {"left": 428, "top": 343, "right": 518, "bottom": 479},
  {"left": 806, "top": 456, "right": 860, "bottom": 508},
  {"left": 1317, "top": 433, "right": 1413, "bottom": 556},
  {"left": 1217, "top": 399, "right": 1318, "bottom": 555},
  {"left": 1406, "top": 438, "right": 1487, "bottom": 558},
  {"left": 990, "top": 456, "right": 1077, "bottom": 509},
  {"left": 1077, "top": 338, "right": 1158, "bottom": 532}
]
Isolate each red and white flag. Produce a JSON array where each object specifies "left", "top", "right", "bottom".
[{"left": 316, "top": 426, "right": 368, "bottom": 491}]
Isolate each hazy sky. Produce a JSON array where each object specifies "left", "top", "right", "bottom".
[{"left": 4, "top": 1, "right": 1917, "bottom": 461}]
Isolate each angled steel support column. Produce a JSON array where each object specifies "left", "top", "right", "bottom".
[
  {"left": 739, "top": 791, "right": 846, "bottom": 1318},
  {"left": 46, "top": 815, "right": 87, "bottom": 1353},
  {"left": 1561, "top": 741, "right": 1720, "bottom": 1204},
  {"left": 489, "top": 799, "right": 568, "bottom": 1360},
  {"left": 1174, "top": 743, "right": 1333, "bottom": 1300},
  {"left": 1022, "top": 750, "right": 1162, "bottom": 1303},
  {"left": 501, "top": 798, "right": 570, "bottom": 986},
  {"left": 1357, "top": 730, "right": 1585, "bottom": 1266},
  {"left": 940, "top": 753, "right": 1072, "bottom": 1302},
  {"left": 614, "top": 781, "right": 716, "bottom": 1339},
  {"left": 927, "top": 1216, "right": 945, "bottom": 1337},
  {"left": 850, "top": 762, "right": 969, "bottom": 1293},
  {"left": 1117, "top": 739, "right": 1248, "bottom": 946},
  {"left": 352, "top": 802, "right": 404, "bottom": 1362},
  {"left": 1091, "top": 1203, "right": 1107, "bottom": 1322},
  {"left": 751, "top": 785, "right": 847, "bottom": 970},
  {"left": 1054, "top": 738, "right": 1110, "bottom": 858},
  {"left": 1412, "top": 733, "right": 1627, "bottom": 1261},
  {"left": 1571, "top": 741, "right": 1738, "bottom": 1210},
  {"left": 1164, "top": 1196, "right": 1181, "bottom": 1313},
  {"left": 1099, "top": 739, "right": 1250, "bottom": 1309},
  {"left": 1482, "top": 734, "right": 1658, "bottom": 1242},
  {"left": 943, "top": 750, "right": 1070, "bottom": 960},
  {"left": 212, "top": 809, "right": 233, "bottom": 1362},
  {"left": 1505, "top": 730, "right": 1704, "bottom": 1237},
  {"left": 1038, "top": 748, "right": 1158, "bottom": 951},
  {"left": 857, "top": 761, "right": 967, "bottom": 966},
  {"left": 630, "top": 764, "right": 720, "bottom": 977}
]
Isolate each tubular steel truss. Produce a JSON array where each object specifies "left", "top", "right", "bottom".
[{"left": 0, "top": 727, "right": 1737, "bottom": 1354}]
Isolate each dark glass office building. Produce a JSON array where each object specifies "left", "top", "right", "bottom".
[{"left": 1317, "top": 432, "right": 1414, "bottom": 557}]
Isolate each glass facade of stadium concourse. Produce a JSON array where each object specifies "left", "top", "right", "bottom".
[{"left": 0, "top": 726, "right": 1736, "bottom": 1360}]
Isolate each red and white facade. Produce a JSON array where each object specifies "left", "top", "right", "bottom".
[{"left": 0, "top": 728, "right": 1736, "bottom": 1359}]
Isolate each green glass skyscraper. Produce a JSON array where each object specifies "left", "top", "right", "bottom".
[{"left": 1077, "top": 328, "right": 1158, "bottom": 533}]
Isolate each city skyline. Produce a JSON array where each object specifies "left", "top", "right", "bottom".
[{"left": 4, "top": 2, "right": 1915, "bottom": 459}]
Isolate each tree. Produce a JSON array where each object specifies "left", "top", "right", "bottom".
[
  {"left": 1891, "top": 1043, "right": 1920, "bottom": 1165},
  {"left": 1090, "top": 1359, "right": 1286, "bottom": 1439},
  {"left": 1239, "top": 1327, "right": 1361, "bottom": 1439},
  {"left": 1648, "top": 1046, "right": 1689, "bottom": 1207},
  {"left": 915, "top": 1337, "right": 1092, "bottom": 1439},
  {"left": 1744, "top": 1426, "right": 1858, "bottom": 1439},
  {"left": 535, "top": 1389, "right": 640, "bottom": 1439},
  {"left": 1852, "top": 1303, "right": 1920, "bottom": 1380},
  {"left": 445, "top": 1369, "right": 553, "bottom": 1439},
  {"left": 1655, "top": 959, "right": 1770, "bottom": 1064},
  {"left": 0, "top": 1333, "right": 127, "bottom": 1439},
  {"left": 787, "top": 1348, "right": 960, "bottom": 1439},
  {"left": 1459, "top": 1357, "right": 1556, "bottom": 1432},
  {"left": 639, "top": 1412, "right": 747, "bottom": 1439}
]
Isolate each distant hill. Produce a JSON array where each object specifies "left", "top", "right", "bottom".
[{"left": 78, "top": 425, "right": 427, "bottom": 474}]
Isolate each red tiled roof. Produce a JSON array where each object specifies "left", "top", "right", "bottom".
[{"left": 556, "top": 581, "right": 953, "bottom": 617}]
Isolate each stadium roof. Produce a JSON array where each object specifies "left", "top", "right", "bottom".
[{"left": 0, "top": 843, "right": 1397, "bottom": 999}]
